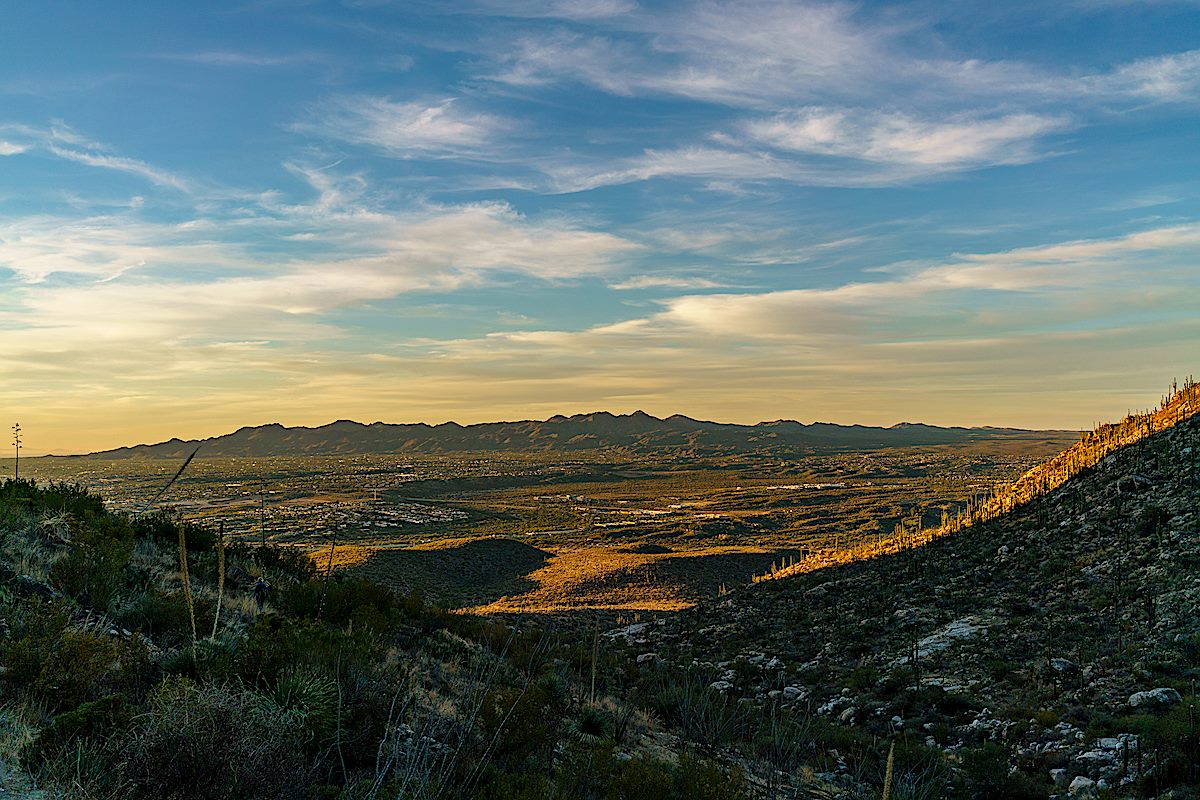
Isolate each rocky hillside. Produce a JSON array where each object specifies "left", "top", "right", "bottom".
[
  {"left": 613, "top": 400, "right": 1200, "bottom": 797},
  {"left": 63, "top": 411, "right": 1073, "bottom": 459}
]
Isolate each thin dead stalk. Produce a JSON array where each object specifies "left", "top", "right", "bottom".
[
  {"left": 210, "top": 522, "right": 225, "bottom": 640},
  {"left": 177, "top": 514, "right": 197, "bottom": 663}
]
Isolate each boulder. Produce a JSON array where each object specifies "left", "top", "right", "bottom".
[
  {"left": 1051, "top": 658, "right": 1078, "bottom": 674},
  {"left": 1128, "top": 688, "right": 1182, "bottom": 710},
  {"left": 1069, "top": 775, "right": 1097, "bottom": 796}
]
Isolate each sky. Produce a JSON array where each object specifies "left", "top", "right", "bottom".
[{"left": 2, "top": 1, "right": 1199, "bottom": 454}]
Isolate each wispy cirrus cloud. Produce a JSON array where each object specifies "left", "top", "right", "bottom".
[
  {"left": 741, "top": 109, "right": 1071, "bottom": 169},
  {"left": 156, "top": 49, "right": 325, "bottom": 68},
  {"left": 45, "top": 144, "right": 189, "bottom": 191},
  {"left": 480, "top": 1, "right": 1200, "bottom": 109},
  {"left": 0, "top": 190, "right": 645, "bottom": 449},
  {"left": 0, "top": 122, "right": 190, "bottom": 192},
  {"left": 488, "top": 1, "right": 882, "bottom": 106},
  {"left": 0, "top": 198, "right": 638, "bottom": 348},
  {"left": 608, "top": 275, "right": 726, "bottom": 290},
  {"left": 293, "top": 96, "right": 509, "bottom": 156},
  {"left": 469, "top": 0, "right": 637, "bottom": 20},
  {"left": 1085, "top": 49, "right": 1200, "bottom": 102}
]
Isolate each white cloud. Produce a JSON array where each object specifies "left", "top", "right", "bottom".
[
  {"left": 609, "top": 275, "right": 724, "bottom": 290},
  {"left": 479, "top": 1, "right": 1200, "bottom": 115},
  {"left": 295, "top": 96, "right": 508, "bottom": 156},
  {"left": 0, "top": 201, "right": 638, "bottom": 350},
  {"left": 743, "top": 109, "right": 1070, "bottom": 168},
  {"left": 45, "top": 144, "right": 189, "bottom": 191},
  {"left": 0, "top": 123, "right": 190, "bottom": 191},
  {"left": 472, "top": 0, "right": 637, "bottom": 19},
  {"left": 0, "top": 215, "right": 241, "bottom": 283},
  {"left": 545, "top": 146, "right": 802, "bottom": 191},
  {"left": 1087, "top": 49, "right": 1200, "bottom": 102},
  {"left": 159, "top": 50, "right": 322, "bottom": 68},
  {"left": 488, "top": 1, "right": 882, "bottom": 106}
]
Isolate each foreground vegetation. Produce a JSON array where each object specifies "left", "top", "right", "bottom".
[{"left": 0, "top": 479, "right": 755, "bottom": 799}]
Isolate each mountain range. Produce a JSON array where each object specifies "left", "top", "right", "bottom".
[{"left": 64, "top": 411, "right": 1076, "bottom": 459}]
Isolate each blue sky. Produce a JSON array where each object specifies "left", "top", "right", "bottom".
[{"left": 2, "top": 0, "right": 1198, "bottom": 453}]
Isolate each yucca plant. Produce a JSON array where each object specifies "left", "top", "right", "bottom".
[
  {"left": 255, "top": 669, "right": 337, "bottom": 744},
  {"left": 565, "top": 704, "right": 612, "bottom": 744}
]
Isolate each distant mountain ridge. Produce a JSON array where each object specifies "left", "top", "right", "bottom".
[{"left": 63, "top": 411, "right": 1076, "bottom": 459}]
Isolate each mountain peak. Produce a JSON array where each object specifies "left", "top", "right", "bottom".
[{"left": 73, "top": 412, "right": 1071, "bottom": 459}]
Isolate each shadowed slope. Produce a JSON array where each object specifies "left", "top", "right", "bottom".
[{"left": 319, "top": 537, "right": 552, "bottom": 606}]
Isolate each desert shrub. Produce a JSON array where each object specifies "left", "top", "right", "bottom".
[
  {"left": 226, "top": 541, "right": 316, "bottom": 581},
  {"left": 118, "top": 585, "right": 194, "bottom": 644},
  {"left": 235, "top": 615, "right": 386, "bottom": 688},
  {"left": 0, "top": 600, "right": 149, "bottom": 712},
  {"left": 566, "top": 703, "right": 613, "bottom": 744},
  {"left": 1181, "top": 633, "right": 1200, "bottom": 666},
  {"left": 650, "top": 674, "right": 745, "bottom": 748},
  {"left": 282, "top": 575, "right": 396, "bottom": 629},
  {"left": 748, "top": 704, "right": 814, "bottom": 778},
  {"left": 132, "top": 510, "right": 215, "bottom": 551},
  {"left": 23, "top": 694, "right": 128, "bottom": 766},
  {"left": 0, "top": 479, "right": 106, "bottom": 519},
  {"left": 113, "top": 678, "right": 311, "bottom": 800},
  {"left": 477, "top": 769, "right": 557, "bottom": 800},
  {"left": 604, "top": 754, "right": 675, "bottom": 800},
  {"left": 959, "top": 743, "right": 1048, "bottom": 799},
  {"left": 1126, "top": 696, "right": 1200, "bottom": 793},
  {"left": 480, "top": 674, "right": 571, "bottom": 769},
  {"left": 674, "top": 753, "right": 747, "bottom": 800},
  {"left": 551, "top": 743, "right": 747, "bottom": 800},
  {"left": 49, "top": 513, "right": 133, "bottom": 609},
  {"left": 1034, "top": 709, "right": 1059, "bottom": 728},
  {"left": 1, "top": 600, "right": 71, "bottom": 692},
  {"left": 847, "top": 665, "right": 880, "bottom": 690}
]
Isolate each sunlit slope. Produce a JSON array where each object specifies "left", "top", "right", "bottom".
[{"left": 759, "top": 378, "right": 1200, "bottom": 581}]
